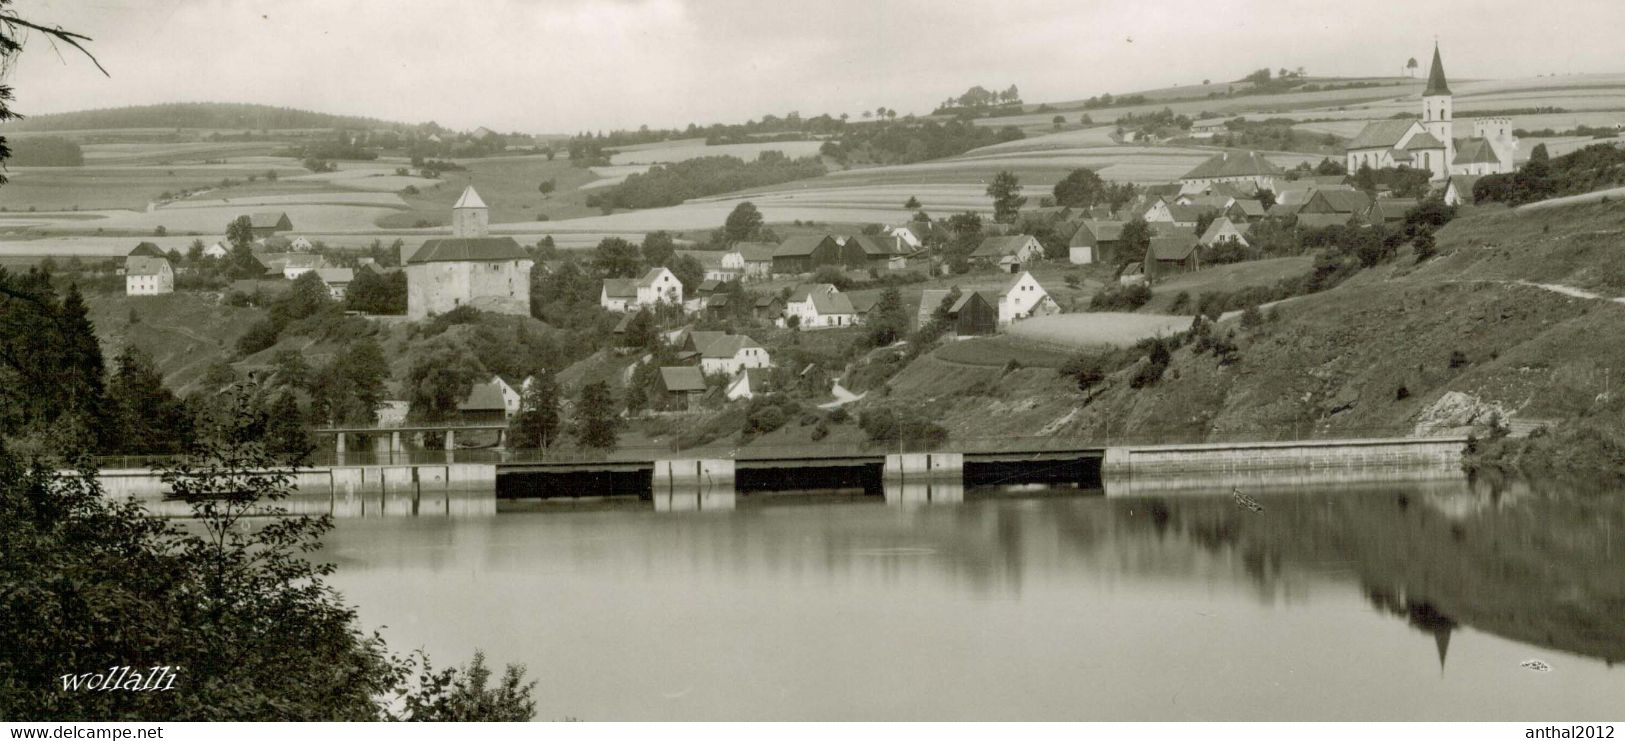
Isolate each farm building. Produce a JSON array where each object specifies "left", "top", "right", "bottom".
[
  {"left": 1069, "top": 220, "right": 1124, "bottom": 265},
  {"left": 1225, "top": 199, "right": 1268, "bottom": 224},
  {"left": 656, "top": 367, "right": 707, "bottom": 411},
  {"left": 886, "top": 224, "right": 924, "bottom": 251},
  {"left": 264, "top": 253, "right": 324, "bottom": 280},
  {"left": 995, "top": 271, "right": 1057, "bottom": 326},
  {"left": 972, "top": 235, "right": 1046, "bottom": 273},
  {"left": 404, "top": 187, "right": 534, "bottom": 320},
  {"left": 1175, "top": 193, "right": 1234, "bottom": 211},
  {"left": 246, "top": 211, "right": 293, "bottom": 238},
  {"left": 492, "top": 375, "right": 527, "bottom": 417},
  {"left": 947, "top": 291, "right": 999, "bottom": 337},
  {"left": 290, "top": 236, "right": 315, "bottom": 252},
  {"left": 203, "top": 241, "right": 230, "bottom": 259},
  {"left": 1199, "top": 217, "right": 1249, "bottom": 249},
  {"left": 725, "top": 368, "right": 773, "bottom": 401},
  {"left": 1344, "top": 45, "right": 1515, "bottom": 180},
  {"left": 1144, "top": 235, "right": 1201, "bottom": 279},
  {"left": 696, "top": 334, "right": 771, "bottom": 376},
  {"left": 315, "top": 268, "right": 354, "bottom": 300},
  {"left": 842, "top": 234, "right": 907, "bottom": 270},
  {"left": 1178, "top": 150, "right": 1284, "bottom": 194},
  {"left": 1299, "top": 189, "right": 1372, "bottom": 218},
  {"left": 916, "top": 289, "right": 953, "bottom": 329},
  {"left": 722, "top": 242, "right": 775, "bottom": 280},
  {"left": 1365, "top": 198, "right": 1419, "bottom": 226},
  {"left": 785, "top": 284, "right": 858, "bottom": 330},
  {"left": 753, "top": 295, "right": 785, "bottom": 322},
  {"left": 124, "top": 256, "right": 174, "bottom": 296},
  {"left": 600, "top": 266, "right": 683, "bottom": 313},
  {"left": 771, "top": 235, "right": 844, "bottom": 275},
  {"left": 1437, "top": 174, "right": 1482, "bottom": 207}
]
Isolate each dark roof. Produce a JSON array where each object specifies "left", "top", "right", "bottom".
[
  {"left": 249, "top": 211, "right": 291, "bottom": 229},
  {"left": 1369, "top": 199, "right": 1418, "bottom": 221},
  {"left": 1181, "top": 151, "right": 1284, "bottom": 181},
  {"left": 1229, "top": 200, "right": 1267, "bottom": 217},
  {"left": 1166, "top": 204, "right": 1209, "bottom": 223},
  {"left": 950, "top": 290, "right": 994, "bottom": 313},
  {"left": 754, "top": 294, "right": 783, "bottom": 308},
  {"left": 125, "top": 255, "right": 170, "bottom": 276},
  {"left": 458, "top": 381, "right": 508, "bottom": 412},
  {"left": 1454, "top": 138, "right": 1501, "bottom": 165},
  {"left": 1143, "top": 183, "right": 1183, "bottom": 199},
  {"left": 1070, "top": 219, "right": 1124, "bottom": 247},
  {"left": 1347, "top": 119, "right": 1420, "bottom": 150},
  {"left": 844, "top": 235, "right": 896, "bottom": 257},
  {"left": 734, "top": 242, "right": 776, "bottom": 262},
  {"left": 1148, "top": 236, "right": 1198, "bottom": 261},
  {"left": 1404, "top": 131, "right": 1445, "bottom": 150},
  {"left": 1305, "top": 189, "right": 1373, "bottom": 214},
  {"left": 407, "top": 237, "right": 528, "bottom": 264},
  {"left": 128, "top": 242, "right": 165, "bottom": 258},
  {"left": 697, "top": 279, "right": 723, "bottom": 293},
  {"left": 1298, "top": 213, "right": 1356, "bottom": 229},
  {"left": 972, "top": 235, "right": 1037, "bottom": 258},
  {"left": 773, "top": 235, "right": 833, "bottom": 257},
  {"left": 1424, "top": 44, "right": 1451, "bottom": 96},
  {"left": 659, "top": 366, "right": 707, "bottom": 393}
]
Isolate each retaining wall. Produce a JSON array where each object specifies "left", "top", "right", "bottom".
[
  {"left": 1101, "top": 437, "right": 1469, "bottom": 495},
  {"left": 96, "top": 463, "right": 497, "bottom": 518}
]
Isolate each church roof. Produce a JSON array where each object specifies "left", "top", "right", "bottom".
[
  {"left": 1424, "top": 44, "right": 1451, "bottom": 97},
  {"left": 1181, "top": 150, "right": 1284, "bottom": 180},
  {"left": 406, "top": 236, "right": 527, "bottom": 264},
  {"left": 453, "top": 186, "right": 487, "bottom": 209},
  {"left": 1404, "top": 131, "right": 1445, "bottom": 150},
  {"left": 1454, "top": 138, "right": 1502, "bottom": 165},
  {"left": 1347, "top": 119, "right": 1420, "bottom": 150}
]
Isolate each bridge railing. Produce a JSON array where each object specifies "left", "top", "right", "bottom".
[{"left": 91, "top": 425, "right": 1441, "bottom": 470}]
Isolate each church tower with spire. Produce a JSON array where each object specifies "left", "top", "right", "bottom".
[
  {"left": 1421, "top": 43, "right": 1455, "bottom": 174},
  {"left": 451, "top": 185, "right": 489, "bottom": 238}
]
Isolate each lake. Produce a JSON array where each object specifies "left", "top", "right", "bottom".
[{"left": 321, "top": 477, "right": 1625, "bottom": 720}]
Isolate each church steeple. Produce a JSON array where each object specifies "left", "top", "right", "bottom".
[{"left": 1424, "top": 43, "right": 1451, "bottom": 97}]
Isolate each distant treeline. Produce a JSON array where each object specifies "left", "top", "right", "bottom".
[
  {"left": 0, "top": 102, "right": 413, "bottom": 133},
  {"left": 4, "top": 136, "right": 84, "bottom": 166},
  {"left": 819, "top": 120, "right": 1024, "bottom": 166},
  {"left": 584, "top": 152, "right": 827, "bottom": 210}
]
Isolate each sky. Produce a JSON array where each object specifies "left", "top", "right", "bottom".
[{"left": 6, "top": 0, "right": 1625, "bottom": 134}]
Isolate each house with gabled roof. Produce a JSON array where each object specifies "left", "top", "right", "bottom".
[
  {"left": 246, "top": 211, "right": 293, "bottom": 237},
  {"left": 1225, "top": 199, "right": 1268, "bottom": 224},
  {"left": 696, "top": 333, "right": 771, "bottom": 376},
  {"left": 723, "top": 242, "right": 775, "bottom": 280},
  {"left": 842, "top": 234, "right": 906, "bottom": 269},
  {"left": 725, "top": 367, "right": 773, "bottom": 401},
  {"left": 203, "top": 241, "right": 230, "bottom": 259},
  {"left": 600, "top": 266, "right": 683, "bottom": 313},
  {"left": 1069, "top": 219, "right": 1124, "bottom": 265},
  {"left": 784, "top": 283, "right": 858, "bottom": 330},
  {"left": 1366, "top": 198, "right": 1419, "bottom": 227},
  {"left": 1437, "top": 174, "right": 1482, "bottom": 207},
  {"left": 1179, "top": 150, "right": 1284, "bottom": 194},
  {"left": 1144, "top": 234, "right": 1201, "bottom": 279},
  {"left": 457, "top": 380, "right": 510, "bottom": 424},
  {"left": 948, "top": 290, "right": 999, "bottom": 337},
  {"left": 405, "top": 186, "right": 534, "bottom": 319},
  {"left": 771, "top": 235, "right": 844, "bottom": 275},
  {"left": 315, "top": 267, "right": 354, "bottom": 300},
  {"left": 655, "top": 366, "right": 707, "bottom": 410},
  {"left": 971, "top": 234, "right": 1045, "bottom": 273},
  {"left": 1199, "top": 217, "right": 1249, "bottom": 249},
  {"left": 125, "top": 256, "right": 174, "bottom": 296},
  {"left": 995, "top": 271, "right": 1056, "bottom": 326}
]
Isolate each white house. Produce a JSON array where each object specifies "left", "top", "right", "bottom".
[
  {"left": 203, "top": 241, "right": 230, "bottom": 259},
  {"left": 784, "top": 284, "right": 858, "bottom": 330},
  {"left": 125, "top": 256, "right": 174, "bottom": 296},
  {"left": 315, "top": 268, "right": 354, "bottom": 300},
  {"left": 697, "top": 334, "right": 772, "bottom": 376},
  {"left": 1199, "top": 217, "right": 1249, "bottom": 249},
  {"left": 721, "top": 242, "right": 775, "bottom": 281},
  {"left": 996, "top": 271, "right": 1056, "bottom": 326},
  {"left": 600, "top": 266, "right": 683, "bottom": 313},
  {"left": 970, "top": 235, "right": 1046, "bottom": 273},
  {"left": 1178, "top": 151, "right": 1284, "bottom": 195},
  {"left": 886, "top": 225, "right": 924, "bottom": 251},
  {"left": 726, "top": 368, "right": 772, "bottom": 401},
  {"left": 491, "top": 375, "right": 525, "bottom": 417},
  {"left": 290, "top": 236, "right": 315, "bottom": 252}
]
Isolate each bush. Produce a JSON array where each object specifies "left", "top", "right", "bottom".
[
  {"left": 1058, "top": 352, "right": 1107, "bottom": 391},
  {"left": 1089, "top": 283, "right": 1152, "bottom": 311},
  {"left": 1240, "top": 304, "right": 1264, "bottom": 328},
  {"left": 236, "top": 318, "right": 281, "bottom": 356}
]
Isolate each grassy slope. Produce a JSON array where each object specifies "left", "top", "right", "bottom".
[{"left": 85, "top": 292, "right": 264, "bottom": 395}]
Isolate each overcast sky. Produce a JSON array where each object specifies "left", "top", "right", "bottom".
[{"left": 8, "top": 0, "right": 1624, "bottom": 134}]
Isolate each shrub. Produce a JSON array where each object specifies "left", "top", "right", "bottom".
[
  {"left": 1089, "top": 283, "right": 1152, "bottom": 311},
  {"left": 1240, "top": 304, "right": 1264, "bottom": 328}
]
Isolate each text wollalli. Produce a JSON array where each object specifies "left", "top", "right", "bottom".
[{"left": 59, "top": 665, "right": 181, "bottom": 692}]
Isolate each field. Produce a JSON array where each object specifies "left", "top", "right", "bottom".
[
  {"left": 1006, "top": 312, "right": 1193, "bottom": 348},
  {"left": 930, "top": 335, "right": 1075, "bottom": 367},
  {"left": 1139, "top": 256, "right": 1314, "bottom": 313},
  {"left": 607, "top": 139, "right": 826, "bottom": 165}
]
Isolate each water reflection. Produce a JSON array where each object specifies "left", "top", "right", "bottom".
[{"left": 323, "top": 475, "right": 1624, "bottom": 720}]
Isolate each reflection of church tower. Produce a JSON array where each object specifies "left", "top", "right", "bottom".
[
  {"left": 452, "top": 185, "right": 489, "bottom": 238},
  {"left": 1422, "top": 44, "right": 1455, "bottom": 176}
]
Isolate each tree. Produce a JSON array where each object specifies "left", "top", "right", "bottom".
[
  {"left": 226, "top": 215, "right": 255, "bottom": 250},
  {"left": 1052, "top": 115, "right": 1065, "bottom": 130},
  {"left": 590, "top": 237, "right": 641, "bottom": 278},
  {"left": 865, "top": 286, "right": 909, "bottom": 347},
  {"left": 404, "top": 337, "right": 486, "bottom": 423},
  {"left": 640, "top": 230, "right": 676, "bottom": 266},
  {"left": 1052, "top": 168, "right": 1106, "bottom": 208},
  {"left": 622, "top": 309, "right": 657, "bottom": 349},
  {"left": 986, "top": 170, "right": 1026, "bottom": 223},
  {"left": 1413, "top": 228, "right": 1437, "bottom": 262},
  {"left": 106, "top": 347, "right": 193, "bottom": 455},
  {"left": 1514, "top": 144, "right": 1556, "bottom": 205},
  {"left": 722, "top": 201, "right": 764, "bottom": 243},
  {"left": 904, "top": 196, "right": 921, "bottom": 209},
  {"left": 508, "top": 373, "right": 560, "bottom": 449},
  {"left": 310, "top": 338, "right": 389, "bottom": 426},
  {"left": 1118, "top": 217, "right": 1153, "bottom": 263},
  {"left": 573, "top": 381, "right": 620, "bottom": 450},
  {"left": 1406, "top": 57, "right": 1419, "bottom": 77}
]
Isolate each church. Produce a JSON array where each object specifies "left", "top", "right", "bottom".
[
  {"left": 404, "top": 186, "right": 535, "bottom": 320},
  {"left": 1344, "top": 45, "right": 1517, "bottom": 181}
]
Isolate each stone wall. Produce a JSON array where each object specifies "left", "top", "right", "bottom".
[
  {"left": 97, "top": 463, "right": 497, "bottom": 518},
  {"left": 406, "top": 260, "right": 531, "bottom": 319}
]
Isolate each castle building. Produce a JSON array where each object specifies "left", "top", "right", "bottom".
[
  {"left": 404, "top": 186, "right": 534, "bottom": 319},
  {"left": 1344, "top": 44, "right": 1516, "bottom": 181}
]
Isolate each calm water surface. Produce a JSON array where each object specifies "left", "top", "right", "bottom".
[{"left": 321, "top": 480, "right": 1625, "bottom": 720}]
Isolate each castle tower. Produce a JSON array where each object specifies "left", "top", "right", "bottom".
[
  {"left": 1422, "top": 43, "right": 1455, "bottom": 173},
  {"left": 452, "top": 185, "right": 489, "bottom": 238}
]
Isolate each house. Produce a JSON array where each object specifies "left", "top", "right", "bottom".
[
  {"left": 315, "top": 268, "right": 354, "bottom": 300},
  {"left": 600, "top": 266, "right": 683, "bottom": 313},
  {"left": 1175, "top": 193, "right": 1235, "bottom": 211},
  {"left": 1118, "top": 262, "right": 1147, "bottom": 286},
  {"left": 1225, "top": 199, "right": 1268, "bottom": 224},
  {"left": 203, "top": 241, "right": 230, "bottom": 259},
  {"left": 491, "top": 376, "right": 526, "bottom": 417},
  {"left": 785, "top": 284, "right": 858, "bottom": 329},
  {"left": 753, "top": 294, "right": 785, "bottom": 322},
  {"left": 457, "top": 381, "right": 510, "bottom": 425},
  {"left": 1179, "top": 150, "right": 1284, "bottom": 194},
  {"left": 1144, "top": 234, "right": 1201, "bottom": 279},
  {"left": 916, "top": 289, "right": 953, "bottom": 329},
  {"left": 995, "top": 271, "right": 1056, "bottom": 326},
  {"left": 704, "top": 293, "right": 733, "bottom": 317},
  {"left": 127, "top": 242, "right": 165, "bottom": 259},
  {"left": 656, "top": 366, "right": 707, "bottom": 411},
  {"left": 696, "top": 334, "right": 771, "bottom": 376},
  {"left": 1365, "top": 198, "right": 1419, "bottom": 226},
  {"left": 695, "top": 278, "right": 724, "bottom": 296},
  {"left": 723, "top": 242, "right": 775, "bottom": 280},
  {"left": 771, "top": 235, "right": 844, "bottom": 275},
  {"left": 947, "top": 290, "right": 999, "bottom": 337},
  {"left": 725, "top": 367, "right": 773, "bottom": 401},
  {"left": 1069, "top": 220, "right": 1124, "bottom": 265},
  {"left": 1199, "top": 217, "right": 1249, "bottom": 249},
  {"left": 1344, "top": 45, "right": 1515, "bottom": 180},
  {"left": 124, "top": 256, "right": 174, "bottom": 296},
  {"left": 246, "top": 211, "right": 293, "bottom": 238},
  {"left": 404, "top": 187, "right": 534, "bottom": 319},
  {"left": 1190, "top": 119, "right": 1227, "bottom": 139},
  {"left": 971, "top": 235, "right": 1045, "bottom": 273},
  {"left": 289, "top": 236, "right": 315, "bottom": 253},
  {"left": 1165, "top": 204, "right": 1208, "bottom": 229},
  {"left": 1438, "top": 174, "right": 1482, "bottom": 207},
  {"left": 886, "top": 224, "right": 924, "bottom": 251},
  {"left": 688, "top": 251, "right": 733, "bottom": 282},
  {"left": 842, "top": 234, "right": 905, "bottom": 269},
  {"left": 1298, "top": 189, "right": 1373, "bottom": 225},
  {"left": 275, "top": 253, "right": 325, "bottom": 280}
]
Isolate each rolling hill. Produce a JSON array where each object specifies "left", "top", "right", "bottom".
[{"left": 0, "top": 102, "right": 419, "bottom": 133}]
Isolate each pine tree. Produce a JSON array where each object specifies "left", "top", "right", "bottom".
[
  {"left": 509, "top": 373, "right": 560, "bottom": 449},
  {"left": 573, "top": 381, "right": 620, "bottom": 450}
]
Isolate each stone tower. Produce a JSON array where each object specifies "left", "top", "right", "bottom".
[
  {"left": 1421, "top": 43, "right": 1455, "bottom": 171},
  {"left": 452, "top": 185, "right": 489, "bottom": 238}
]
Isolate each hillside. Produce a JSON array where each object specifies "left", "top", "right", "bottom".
[
  {"left": 0, "top": 102, "right": 417, "bottom": 133},
  {"left": 871, "top": 200, "right": 1625, "bottom": 457}
]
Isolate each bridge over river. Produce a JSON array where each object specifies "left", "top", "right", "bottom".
[{"left": 92, "top": 423, "right": 1470, "bottom": 517}]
